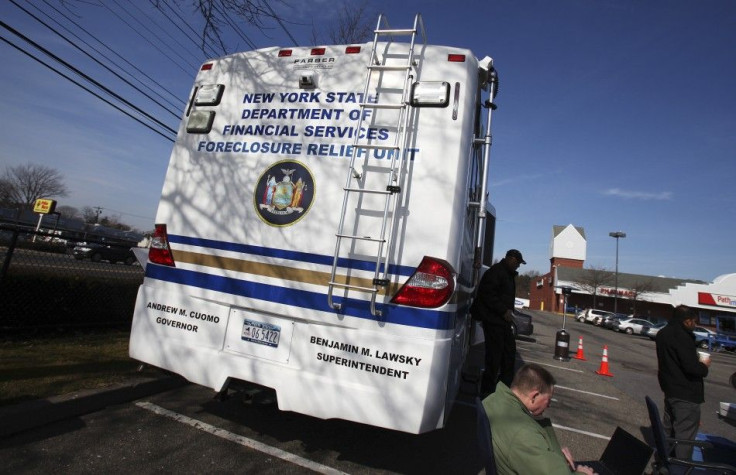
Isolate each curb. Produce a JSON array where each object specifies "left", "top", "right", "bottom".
[{"left": 0, "top": 375, "right": 188, "bottom": 438}]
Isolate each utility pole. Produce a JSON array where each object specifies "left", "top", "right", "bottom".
[
  {"left": 93, "top": 206, "right": 103, "bottom": 224},
  {"left": 609, "top": 231, "right": 626, "bottom": 314}
]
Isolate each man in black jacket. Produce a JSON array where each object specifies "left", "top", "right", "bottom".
[
  {"left": 655, "top": 305, "right": 710, "bottom": 458},
  {"left": 471, "top": 249, "right": 525, "bottom": 395}
]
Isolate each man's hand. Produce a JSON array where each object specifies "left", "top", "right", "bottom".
[
  {"left": 575, "top": 465, "right": 598, "bottom": 475},
  {"left": 503, "top": 310, "right": 513, "bottom": 322}
]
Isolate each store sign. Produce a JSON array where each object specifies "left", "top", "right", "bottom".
[
  {"left": 33, "top": 198, "right": 57, "bottom": 214},
  {"left": 698, "top": 292, "right": 736, "bottom": 308},
  {"left": 599, "top": 287, "right": 635, "bottom": 298}
]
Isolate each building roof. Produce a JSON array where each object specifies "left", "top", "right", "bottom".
[
  {"left": 553, "top": 224, "right": 586, "bottom": 240},
  {"left": 556, "top": 266, "right": 705, "bottom": 293}
]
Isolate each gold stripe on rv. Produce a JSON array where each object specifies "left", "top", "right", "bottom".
[{"left": 172, "top": 250, "right": 399, "bottom": 295}]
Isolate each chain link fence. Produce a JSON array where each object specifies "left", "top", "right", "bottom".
[{"left": 1, "top": 224, "right": 144, "bottom": 331}]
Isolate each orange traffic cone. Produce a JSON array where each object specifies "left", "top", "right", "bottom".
[
  {"left": 596, "top": 345, "right": 614, "bottom": 377},
  {"left": 572, "top": 336, "right": 586, "bottom": 360}
]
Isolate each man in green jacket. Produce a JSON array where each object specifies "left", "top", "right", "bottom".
[{"left": 483, "top": 363, "right": 596, "bottom": 474}]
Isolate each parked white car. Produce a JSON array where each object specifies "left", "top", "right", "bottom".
[
  {"left": 576, "top": 308, "right": 615, "bottom": 325},
  {"left": 643, "top": 322, "right": 667, "bottom": 340},
  {"left": 616, "top": 317, "right": 654, "bottom": 335}
]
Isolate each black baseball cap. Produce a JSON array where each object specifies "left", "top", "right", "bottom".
[{"left": 506, "top": 249, "right": 526, "bottom": 264}]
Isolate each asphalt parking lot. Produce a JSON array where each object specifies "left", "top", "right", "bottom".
[{"left": 1, "top": 310, "right": 734, "bottom": 474}]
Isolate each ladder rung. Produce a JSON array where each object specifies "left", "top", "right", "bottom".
[
  {"left": 360, "top": 103, "right": 404, "bottom": 109},
  {"left": 374, "top": 28, "right": 416, "bottom": 36},
  {"left": 329, "top": 282, "right": 379, "bottom": 293},
  {"left": 368, "top": 65, "right": 411, "bottom": 71},
  {"left": 336, "top": 233, "right": 385, "bottom": 243},
  {"left": 344, "top": 187, "right": 392, "bottom": 195},
  {"left": 354, "top": 143, "right": 399, "bottom": 151}
]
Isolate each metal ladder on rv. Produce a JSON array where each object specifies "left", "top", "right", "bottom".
[{"left": 327, "top": 14, "right": 426, "bottom": 317}]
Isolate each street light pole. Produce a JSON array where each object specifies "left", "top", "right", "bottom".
[{"left": 609, "top": 231, "right": 626, "bottom": 314}]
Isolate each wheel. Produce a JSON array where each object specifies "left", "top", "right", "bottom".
[
  {"left": 577, "top": 316, "right": 585, "bottom": 323},
  {"left": 730, "top": 371, "right": 736, "bottom": 390},
  {"left": 91, "top": 253, "right": 102, "bottom": 262},
  {"left": 699, "top": 340, "right": 709, "bottom": 349},
  {"left": 625, "top": 327, "right": 633, "bottom": 335}
]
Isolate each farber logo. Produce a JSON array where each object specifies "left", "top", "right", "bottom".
[{"left": 254, "top": 160, "right": 315, "bottom": 226}]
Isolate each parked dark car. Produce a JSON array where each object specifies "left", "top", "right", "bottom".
[
  {"left": 602, "top": 313, "right": 629, "bottom": 330},
  {"left": 72, "top": 242, "right": 137, "bottom": 265},
  {"left": 512, "top": 310, "right": 534, "bottom": 337}
]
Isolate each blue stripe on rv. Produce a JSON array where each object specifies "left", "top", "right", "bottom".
[
  {"left": 167, "top": 234, "right": 415, "bottom": 276},
  {"left": 144, "top": 265, "right": 454, "bottom": 330}
]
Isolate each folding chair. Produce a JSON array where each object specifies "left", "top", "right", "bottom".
[
  {"left": 645, "top": 396, "right": 736, "bottom": 474},
  {"left": 475, "top": 397, "right": 497, "bottom": 475}
]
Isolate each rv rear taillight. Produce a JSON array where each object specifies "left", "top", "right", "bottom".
[
  {"left": 390, "top": 257, "right": 455, "bottom": 308},
  {"left": 278, "top": 49, "right": 292, "bottom": 57},
  {"left": 447, "top": 54, "right": 466, "bottom": 62},
  {"left": 201, "top": 63, "right": 213, "bottom": 70},
  {"left": 149, "top": 224, "right": 175, "bottom": 267},
  {"left": 345, "top": 46, "right": 361, "bottom": 54},
  {"left": 311, "top": 48, "right": 326, "bottom": 55}
]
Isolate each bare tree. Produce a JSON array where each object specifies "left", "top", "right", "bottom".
[
  {"left": 155, "top": 0, "right": 374, "bottom": 53},
  {"left": 82, "top": 206, "right": 101, "bottom": 224},
  {"left": 326, "top": 2, "right": 375, "bottom": 44},
  {"left": 0, "top": 164, "right": 68, "bottom": 206},
  {"left": 575, "top": 266, "right": 614, "bottom": 308},
  {"left": 56, "top": 205, "right": 81, "bottom": 220},
  {"left": 517, "top": 270, "right": 541, "bottom": 299},
  {"left": 628, "top": 278, "right": 658, "bottom": 314},
  {"left": 152, "top": 0, "right": 290, "bottom": 54}
]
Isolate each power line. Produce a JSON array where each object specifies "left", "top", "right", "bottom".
[
  {"left": 11, "top": 0, "right": 182, "bottom": 120},
  {"left": 209, "top": 1, "right": 258, "bottom": 50},
  {"left": 37, "top": 0, "right": 185, "bottom": 109},
  {"left": 0, "top": 33, "right": 175, "bottom": 142},
  {"left": 126, "top": 0, "right": 209, "bottom": 63},
  {"left": 0, "top": 21, "right": 178, "bottom": 137},
  {"left": 97, "top": 0, "right": 195, "bottom": 76},
  {"left": 152, "top": 0, "right": 225, "bottom": 58}
]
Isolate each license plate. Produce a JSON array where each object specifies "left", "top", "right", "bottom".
[{"left": 241, "top": 319, "right": 281, "bottom": 347}]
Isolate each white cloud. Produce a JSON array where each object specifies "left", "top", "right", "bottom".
[{"left": 603, "top": 188, "right": 673, "bottom": 200}]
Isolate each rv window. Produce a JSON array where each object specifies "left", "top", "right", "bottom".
[
  {"left": 186, "top": 110, "right": 215, "bottom": 134},
  {"left": 411, "top": 82, "right": 450, "bottom": 107},
  {"left": 194, "top": 84, "right": 224, "bottom": 106}
]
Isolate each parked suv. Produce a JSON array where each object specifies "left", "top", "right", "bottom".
[
  {"left": 73, "top": 242, "right": 137, "bottom": 265},
  {"left": 576, "top": 308, "right": 615, "bottom": 325}
]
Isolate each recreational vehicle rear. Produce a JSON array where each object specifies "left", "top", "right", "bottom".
[{"left": 130, "top": 14, "right": 498, "bottom": 434}]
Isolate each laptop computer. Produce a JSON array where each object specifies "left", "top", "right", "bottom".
[{"left": 581, "top": 426, "right": 653, "bottom": 475}]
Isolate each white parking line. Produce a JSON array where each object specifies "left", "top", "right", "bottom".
[
  {"left": 135, "top": 401, "right": 348, "bottom": 475},
  {"left": 555, "top": 385, "right": 620, "bottom": 401},
  {"left": 521, "top": 359, "right": 584, "bottom": 373},
  {"left": 552, "top": 423, "right": 611, "bottom": 441}
]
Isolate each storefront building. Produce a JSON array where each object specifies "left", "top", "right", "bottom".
[{"left": 529, "top": 225, "right": 736, "bottom": 330}]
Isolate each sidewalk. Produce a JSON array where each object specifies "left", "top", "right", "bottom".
[{"left": 0, "top": 373, "right": 187, "bottom": 437}]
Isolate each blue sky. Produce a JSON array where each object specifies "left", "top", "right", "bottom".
[{"left": 1, "top": 0, "right": 734, "bottom": 282}]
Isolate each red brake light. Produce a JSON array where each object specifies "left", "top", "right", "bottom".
[
  {"left": 390, "top": 257, "right": 455, "bottom": 308},
  {"left": 149, "top": 224, "right": 175, "bottom": 267},
  {"left": 447, "top": 54, "right": 466, "bottom": 62},
  {"left": 345, "top": 46, "right": 361, "bottom": 54},
  {"left": 278, "top": 49, "right": 292, "bottom": 57},
  {"left": 311, "top": 48, "right": 326, "bottom": 56}
]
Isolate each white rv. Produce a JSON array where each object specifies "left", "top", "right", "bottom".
[{"left": 130, "top": 14, "right": 498, "bottom": 434}]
